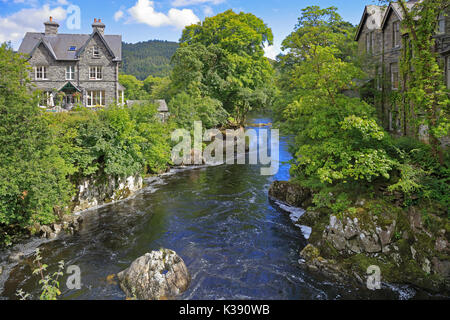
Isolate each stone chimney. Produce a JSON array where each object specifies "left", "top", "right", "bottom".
[
  {"left": 44, "top": 16, "right": 59, "bottom": 35},
  {"left": 92, "top": 18, "right": 105, "bottom": 35}
]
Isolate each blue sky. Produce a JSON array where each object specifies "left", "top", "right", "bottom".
[{"left": 0, "top": 0, "right": 370, "bottom": 58}]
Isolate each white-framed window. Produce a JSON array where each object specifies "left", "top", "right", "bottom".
[
  {"left": 86, "top": 90, "right": 105, "bottom": 107},
  {"left": 89, "top": 66, "right": 102, "bottom": 80},
  {"left": 93, "top": 46, "right": 100, "bottom": 58},
  {"left": 39, "top": 91, "right": 52, "bottom": 107},
  {"left": 393, "top": 21, "right": 401, "bottom": 48},
  {"left": 119, "top": 90, "right": 124, "bottom": 105},
  {"left": 438, "top": 13, "right": 446, "bottom": 35},
  {"left": 35, "top": 66, "right": 48, "bottom": 80},
  {"left": 66, "top": 66, "right": 75, "bottom": 80},
  {"left": 391, "top": 62, "right": 399, "bottom": 90}
]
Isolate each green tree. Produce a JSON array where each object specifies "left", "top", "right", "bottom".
[
  {"left": 277, "top": 7, "right": 397, "bottom": 191},
  {"left": 173, "top": 10, "right": 275, "bottom": 124},
  {"left": 119, "top": 74, "right": 149, "bottom": 100},
  {"left": 0, "top": 43, "right": 73, "bottom": 229}
]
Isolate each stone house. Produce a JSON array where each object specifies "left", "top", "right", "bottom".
[
  {"left": 355, "top": 1, "right": 450, "bottom": 134},
  {"left": 18, "top": 17, "right": 125, "bottom": 109}
]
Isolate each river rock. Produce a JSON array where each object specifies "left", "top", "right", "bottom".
[
  {"left": 324, "top": 215, "right": 382, "bottom": 254},
  {"left": 117, "top": 249, "right": 191, "bottom": 300},
  {"left": 268, "top": 181, "right": 311, "bottom": 208},
  {"left": 8, "top": 251, "right": 24, "bottom": 263},
  {"left": 39, "top": 225, "right": 53, "bottom": 238}
]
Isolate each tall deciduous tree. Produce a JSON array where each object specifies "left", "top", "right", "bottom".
[
  {"left": 277, "top": 7, "right": 396, "bottom": 189},
  {"left": 173, "top": 10, "right": 275, "bottom": 124}
]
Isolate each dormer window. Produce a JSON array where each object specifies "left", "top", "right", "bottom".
[
  {"left": 69, "top": 46, "right": 76, "bottom": 51},
  {"left": 93, "top": 46, "right": 100, "bottom": 58}
]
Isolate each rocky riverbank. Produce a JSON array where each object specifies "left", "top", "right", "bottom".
[{"left": 269, "top": 180, "right": 450, "bottom": 295}]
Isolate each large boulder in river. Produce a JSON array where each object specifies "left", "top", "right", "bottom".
[
  {"left": 269, "top": 181, "right": 312, "bottom": 208},
  {"left": 117, "top": 249, "right": 191, "bottom": 300}
]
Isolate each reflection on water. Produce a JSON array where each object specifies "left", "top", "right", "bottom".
[{"left": 0, "top": 117, "right": 428, "bottom": 300}]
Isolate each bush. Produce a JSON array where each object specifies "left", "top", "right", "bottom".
[{"left": 169, "top": 92, "right": 228, "bottom": 129}]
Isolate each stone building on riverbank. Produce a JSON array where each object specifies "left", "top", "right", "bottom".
[
  {"left": 18, "top": 17, "right": 125, "bottom": 110},
  {"left": 355, "top": 1, "right": 450, "bottom": 136}
]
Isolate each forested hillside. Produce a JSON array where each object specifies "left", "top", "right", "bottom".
[{"left": 121, "top": 40, "right": 179, "bottom": 80}]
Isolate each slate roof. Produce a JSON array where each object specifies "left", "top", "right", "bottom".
[
  {"left": 126, "top": 99, "right": 169, "bottom": 112},
  {"left": 18, "top": 31, "right": 122, "bottom": 61},
  {"left": 155, "top": 99, "right": 169, "bottom": 112}
]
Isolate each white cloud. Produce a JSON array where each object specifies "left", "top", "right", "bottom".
[
  {"left": 202, "top": 5, "right": 213, "bottom": 16},
  {"left": 127, "top": 0, "right": 199, "bottom": 29},
  {"left": 171, "top": 0, "right": 225, "bottom": 7},
  {"left": 264, "top": 45, "right": 280, "bottom": 60},
  {"left": 114, "top": 10, "right": 124, "bottom": 22},
  {"left": 0, "top": 4, "right": 67, "bottom": 48},
  {"left": 167, "top": 8, "right": 200, "bottom": 29}
]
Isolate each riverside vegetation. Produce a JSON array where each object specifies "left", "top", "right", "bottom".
[
  {"left": 272, "top": 4, "right": 449, "bottom": 293},
  {"left": 0, "top": 3, "right": 449, "bottom": 297},
  {"left": 0, "top": 10, "right": 274, "bottom": 246}
]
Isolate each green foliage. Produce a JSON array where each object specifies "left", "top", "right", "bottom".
[
  {"left": 173, "top": 10, "right": 275, "bottom": 125},
  {"left": 45, "top": 103, "right": 173, "bottom": 179},
  {"left": 119, "top": 74, "right": 150, "bottom": 100},
  {"left": 275, "top": 7, "right": 397, "bottom": 190},
  {"left": 16, "top": 249, "right": 64, "bottom": 300},
  {"left": 0, "top": 43, "right": 174, "bottom": 239},
  {"left": 122, "top": 40, "right": 179, "bottom": 80},
  {"left": 277, "top": 6, "right": 448, "bottom": 216},
  {"left": 0, "top": 43, "right": 74, "bottom": 227},
  {"left": 380, "top": 0, "right": 450, "bottom": 162},
  {"left": 169, "top": 92, "right": 228, "bottom": 129}
]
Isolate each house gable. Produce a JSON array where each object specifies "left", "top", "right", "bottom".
[
  {"left": 355, "top": 5, "right": 385, "bottom": 41},
  {"left": 76, "top": 30, "right": 117, "bottom": 61},
  {"left": 28, "top": 42, "right": 56, "bottom": 66}
]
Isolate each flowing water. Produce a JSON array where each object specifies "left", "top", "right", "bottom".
[{"left": 0, "top": 116, "right": 431, "bottom": 300}]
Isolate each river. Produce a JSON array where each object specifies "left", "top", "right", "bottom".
[{"left": 0, "top": 116, "right": 425, "bottom": 300}]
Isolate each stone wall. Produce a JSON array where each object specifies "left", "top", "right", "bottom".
[{"left": 72, "top": 174, "right": 143, "bottom": 213}]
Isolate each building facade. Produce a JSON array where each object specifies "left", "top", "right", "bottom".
[
  {"left": 355, "top": 1, "right": 450, "bottom": 134},
  {"left": 18, "top": 17, "right": 125, "bottom": 109}
]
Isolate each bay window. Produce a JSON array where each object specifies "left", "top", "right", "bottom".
[{"left": 86, "top": 90, "right": 105, "bottom": 107}]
